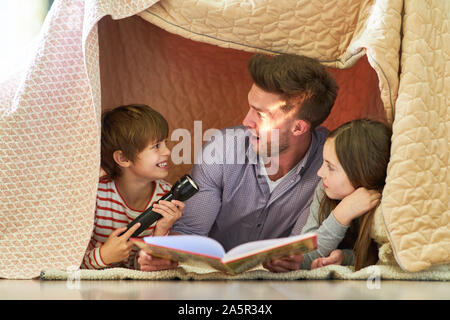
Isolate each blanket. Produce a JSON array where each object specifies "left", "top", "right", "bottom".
[
  {"left": 379, "top": 0, "right": 449, "bottom": 272},
  {"left": 1, "top": 0, "right": 448, "bottom": 279},
  {"left": 40, "top": 263, "right": 450, "bottom": 281}
]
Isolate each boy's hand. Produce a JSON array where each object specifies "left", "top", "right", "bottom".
[
  {"left": 310, "top": 249, "right": 344, "bottom": 270},
  {"left": 100, "top": 223, "right": 141, "bottom": 265},
  {"left": 333, "top": 187, "right": 381, "bottom": 226},
  {"left": 152, "top": 200, "right": 185, "bottom": 236},
  {"left": 138, "top": 250, "right": 178, "bottom": 271},
  {"left": 262, "top": 253, "right": 304, "bottom": 273}
]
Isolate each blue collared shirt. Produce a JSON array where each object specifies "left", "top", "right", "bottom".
[{"left": 172, "top": 125, "right": 328, "bottom": 251}]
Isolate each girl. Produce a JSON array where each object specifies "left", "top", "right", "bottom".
[{"left": 302, "top": 118, "right": 392, "bottom": 271}]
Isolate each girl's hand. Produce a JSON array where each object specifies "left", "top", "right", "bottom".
[
  {"left": 333, "top": 187, "right": 381, "bottom": 226},
  {"left": 152, "top": 200, "right": 185, "bottom": 236},
  {"left": 310, "top": 249, "right": 344, "bottom": 270},
  {"left": 100, "top": 223, "right": 141, "bottom": 265},
  {"left": 262, "top": 254, "right": 304, "bottom": 273}
]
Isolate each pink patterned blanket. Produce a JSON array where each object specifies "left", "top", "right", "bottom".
[{"left": 0, "top": 0, "right": 158, "bottom": 279}]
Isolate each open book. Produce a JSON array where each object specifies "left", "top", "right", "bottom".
[{"left": 131, "top": 233, "right": 317, "bottom": 274}]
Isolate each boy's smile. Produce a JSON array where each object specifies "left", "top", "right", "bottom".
[{"left": 156, "top": 161, "right": 168, "bottom": 169}]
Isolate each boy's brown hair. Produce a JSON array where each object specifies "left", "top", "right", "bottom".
[
  {"left": 248, "top": 53, "right": 338, "bottom": 130},
  {"left": 101, "top": 104, "right": 169, "bottom": 179},
  {"left": 318, "top": 119, "right": 392, "bottom": 270}
]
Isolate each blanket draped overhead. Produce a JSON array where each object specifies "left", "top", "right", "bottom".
[{"left": 0, "top": 0, "right": 448, "bottom": 279}]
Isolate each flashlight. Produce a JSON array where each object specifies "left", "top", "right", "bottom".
[{"left": 125, "top": 174, "right": 199, "bottom": 238}]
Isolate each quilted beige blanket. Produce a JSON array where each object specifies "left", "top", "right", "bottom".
[{"left": 1, "top": 0, "right": 448, "bottom": 279}]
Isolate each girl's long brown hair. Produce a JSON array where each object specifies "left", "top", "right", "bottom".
[{"left": 318, "top": 119, "right": 392, "bottom": 270}]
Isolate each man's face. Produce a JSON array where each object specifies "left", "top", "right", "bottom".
[{"left": 242, "top": 84, "right": 295, "bottom": 157}]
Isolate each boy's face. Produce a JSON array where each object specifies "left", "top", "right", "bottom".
[{"left": 128, "top": 139, "right": 171, "bottom": 182}]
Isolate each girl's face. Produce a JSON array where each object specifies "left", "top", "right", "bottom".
[
  {"left": 128, "top": 139, "right": 171, "bottom": 182},
  {"left": 317, "top": 138, "right": 355, "bottom": 200}
]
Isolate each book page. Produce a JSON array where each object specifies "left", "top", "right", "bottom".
[
  {"left": 223, "top": 236, "right": 316, "bottom": 274},
  {"left": 223, "top": 233, "right": 316, "bottom": 262},
  {"left": 139, "top": 235, "right": 226, "bottom": 259}
]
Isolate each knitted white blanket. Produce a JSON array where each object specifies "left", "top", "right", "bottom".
[{"left": 41, "top": 263, "right": 450, "bottom": 281}]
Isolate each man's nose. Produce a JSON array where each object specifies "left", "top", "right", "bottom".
[{"left": 242, "top": 109, "right": 255, "bottom": 128}]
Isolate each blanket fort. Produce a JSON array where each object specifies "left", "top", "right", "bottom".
[{"left": 0, "top": 0, "right": 448, "bottom": 279}]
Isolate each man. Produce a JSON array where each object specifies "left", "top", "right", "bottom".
[{"left": 138, "top": 53, "right": 338, "bottom": 272}]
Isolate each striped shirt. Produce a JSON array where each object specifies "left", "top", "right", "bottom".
[
  {"left": 81, "top": 177, "right": 172, "bottom": 269},
  {"left": 172, "top": 125, "right": 328, "bottom": 251}
]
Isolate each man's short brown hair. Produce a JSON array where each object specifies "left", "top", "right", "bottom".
[
  {"left": 248, "top": 53, "right": 338, "bottom": 130},
  {"left": 101, "top": 104, "right": 169, "bottom": 179}
]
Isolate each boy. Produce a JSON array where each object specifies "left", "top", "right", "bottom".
[{"left": 81, "top": 104, "right": 184, "bottom": 269}]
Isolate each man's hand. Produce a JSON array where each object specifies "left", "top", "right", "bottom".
[
  {"left": 262, "top": 253, "right": 304, "bottom": 273},
  {"left": 138, "top": 249, "right": 179, "bottom": 271},
  {"left": 310, "top": 249, "right": 344, "bottom": 270}
]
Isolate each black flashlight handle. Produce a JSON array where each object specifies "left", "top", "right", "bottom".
[{"left": 126, "top": 192, "right": 174, "bottom": 238}]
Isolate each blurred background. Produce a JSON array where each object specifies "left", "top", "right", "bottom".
[{"left": 0, "top": 0, "right": 53, "bottom": 81}]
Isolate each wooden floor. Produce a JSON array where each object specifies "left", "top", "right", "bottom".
[{"left": 1, "top": 279, "right": 449, "bottom": 300}]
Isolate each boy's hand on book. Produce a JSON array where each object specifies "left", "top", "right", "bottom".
[
  {"left": 138, "top": 250, "right": 178, "bottom": 271},
  {"left": 262, "top": 253, "right": 304, "bottom": 273},
  {"left": 310, "top": 249, "right": 344, "bottom": 270},
  {"left": 152, "top": 200, "right": 185, "bottom": 236},
  {"left": 100, "top": 223, "right": 141, "bottom": 265}
]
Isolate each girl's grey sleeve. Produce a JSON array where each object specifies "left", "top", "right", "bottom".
[{"left": 300, "top": 184, "right": 350, "bottom": 269}]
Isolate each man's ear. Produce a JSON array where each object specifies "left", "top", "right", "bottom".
[
  {"left": 292, "top": 119, "right": 311, "bottom": 136},
  {"left": 113, "top": 150, "right": 131, "bottom": 168}
]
